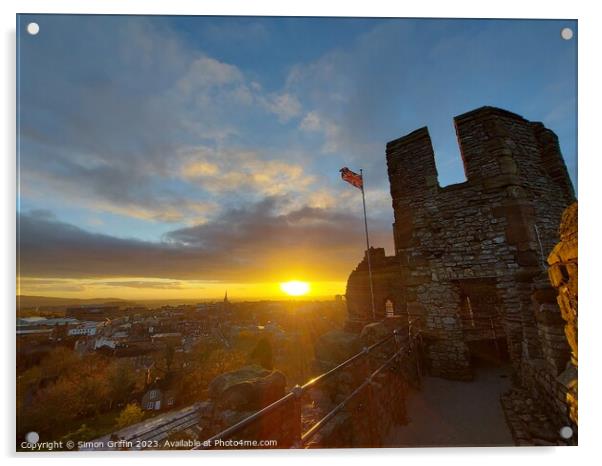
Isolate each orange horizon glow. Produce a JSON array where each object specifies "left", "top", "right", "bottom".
[{"left": 17, "top": 277, "right": 345, "bottom": 301}]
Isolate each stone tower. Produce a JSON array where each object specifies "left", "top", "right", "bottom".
[{"left": 346, "top": 106, "right": 575, "bottom": 381}]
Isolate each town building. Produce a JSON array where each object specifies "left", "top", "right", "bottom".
[{"left": 68, "top": 321, "right": 102, "bottom": 336}]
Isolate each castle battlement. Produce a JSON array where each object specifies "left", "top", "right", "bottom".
[
  {"left": 347, "top": 106, "right": 575, "bottom": 386},
  {"left": 387, "top": 107, "right": 574, "bottom": 196}
]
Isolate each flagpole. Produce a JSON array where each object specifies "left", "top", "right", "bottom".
[{"left": 360, "top": 169, "right": 377, "bottom": 321}]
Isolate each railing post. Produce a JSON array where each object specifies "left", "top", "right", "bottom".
[
  {"left": 415, "top": 330, "right": 423, "bottom": 383},
  {"left": 393, "top": 328, "right": 403, "bottom": 353},
  {"left": 290, "top": 384, "right": 303, "bottom": 448}
]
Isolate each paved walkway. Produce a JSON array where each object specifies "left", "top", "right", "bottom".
[{"left": 385, "top": 365, "right": 514, "bottom": 447}]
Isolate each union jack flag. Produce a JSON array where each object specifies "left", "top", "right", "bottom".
[{"left": 339, "top": 167, "right": 363, "bottom": 190}]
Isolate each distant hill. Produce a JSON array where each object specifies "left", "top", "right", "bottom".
[
  {"left": 15, "top": 296, "right": 214, "bottom": 315},
  {"left": 16, "top": 295, "right": 338, "bottom": 315},
  {"left": 17, "top": 295, "right": 130, "bottom": 311}
]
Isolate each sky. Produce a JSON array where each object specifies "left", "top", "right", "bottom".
[{"left": 16, "top": 15, "right": 577, "bottom": 300}]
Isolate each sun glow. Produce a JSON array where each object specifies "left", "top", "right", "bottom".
[{"left": 280, "top": 280, "right": 310, "bottom": 296}]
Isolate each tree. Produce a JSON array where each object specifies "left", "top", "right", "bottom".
[
  {"left": 17, "top": 364, "right": 42, "bottom": 401},
  {"left": 39, "top": 346, "right": 79, "bottom": 380},
  {"left": 73, "top": 371, "right": 110, "bottom": 417},
  {"left": 178, "top": 348, "right": 246, "bottom": 404},
  {"left": 207, "top": 348, "right": 246, "bottom": 376},
  {"left": 106, "top": 360, "right": 139, "bottom": 408},
  {"left": 248, "top": 337, "right": 274, "bottom": 370},
  {"left": 115, "top": 403, "right": 144, "bottom": 429},
  {"left": 57, "top": 352, "right": 111, "bottom": 417},
  {"left": 152, "top": 343, "right": 180, "bottom": 377},
  {"left": 20, "top": 376, "right": 80, "bottom": 435}
]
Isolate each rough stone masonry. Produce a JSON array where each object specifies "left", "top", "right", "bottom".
[{"left": 345, "top": 106, "right": 576, "bottom": 428}]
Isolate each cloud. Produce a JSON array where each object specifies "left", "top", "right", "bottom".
[
  {"left": 17, "top": 278, "right": 88, "bottom": 294},
  {"left": 18, "top": 17, "right": 308, "bottom": 226},
  {"left": 18, "top": 200, "right": 392, "bottom": 283},
  {"left": 299, "top": 111, "right": 343, "bottom": 153},
  {"left": 176, "top": 57, "right": 244, "bottom": 92},
  {"left": 17, "top": 16, "right": 577, "bottom": 294},
  {"left": 260, "top": 93, "right": 302, "bottom": 122},
  {"left": 179, "top": 147, "right": 315, "bottom": 197},
  {"left": 98, "top": 280, "right": 187, "bottom": 290},
  {"left": 284, "top": 20, "right": 577, "bottom": 188}
]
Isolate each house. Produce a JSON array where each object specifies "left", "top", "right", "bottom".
[
  {"left": 94, "top": 336, "right": 118, "bottom": 350},
  {"left": 68, "top": 321, "right": 102, "bottom": 336},
  {"left": 141, "top": 385, "right": 177, "bottom": 411}
]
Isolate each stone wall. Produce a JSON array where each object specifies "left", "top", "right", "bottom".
[
  {"left": 345, "top": 248, "right": 407, "bottom": 327},
  {"left": 547, "top": 202, "right": 578, "bottom": 425},
  {"left": 504, "top": 213, "right": 577, "bottom": 445},
  {"left": 501, "top": 203, "right": 577, "bottom": 444},
  {"left": 346, "top": 106, "right": 575, "bottom": 382},
  {"left": 307, "top": 322, "right": 413, "bottom": 448}
]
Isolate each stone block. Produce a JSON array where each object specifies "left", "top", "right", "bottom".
[
  {"left": 482, "top": 174, "right": 521, "bottom": 190},
  {"left": 547, "top": 264, "right": 566, "bottom": 288},
  {"left": 314, "top": 330, "right": 361, "bottom": 365},
  {"left": 499, "top": 156, "right": 519, "bottom": 175},
  {"left": 209, "top": 365, "right": 286, "bottom": 412}
]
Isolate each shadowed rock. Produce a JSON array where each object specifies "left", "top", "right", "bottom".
[{"left": 209, "top": 365, "right": 286, "bottom": 411}]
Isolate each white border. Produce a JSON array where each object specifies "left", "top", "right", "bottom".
[{"left": 3, "top": 1, "right": 600, "bottom": 466}]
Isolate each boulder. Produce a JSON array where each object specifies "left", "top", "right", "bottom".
[
  {"left": 208, "top": 364, "right": 286, "bottom": 411},
  {"left": 314, "top": 330, "right": 361, "bottom": 366}
]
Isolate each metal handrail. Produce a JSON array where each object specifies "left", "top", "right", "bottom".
[
  {"left": 198, "top": 392, "right": 296, "bottom": 448},
  {"left": 193, "top": 319, "right": 421, "bottom": 450},
  {"left": 301, "top": 344, "right": 406, "bottom": 444},
  {"left": 405, "top": 312, "right": 501, "bottom": 321},
  {"left": 301, "top": 332, "right": 395, "bottom": 390}
]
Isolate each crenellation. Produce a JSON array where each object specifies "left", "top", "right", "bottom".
[{"left": 346, "top": 106, "right": 576, "bottom": 427}]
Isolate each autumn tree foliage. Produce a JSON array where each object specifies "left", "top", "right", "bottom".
[
  {"left": 17, "top": 341, "right": 252, "bottom": 439},
  {"left": 17, "top": 347, "right": 144, "bottom": 438},
  {"left": 106, "top": 360, "right": 140, "bottom": 408},
  {"left": 116, "top": 403, "right": 144, "bottom": 429},
  {"left": 178, "top": 343, "right": 246, "bottom": 404},
  {"left": 16, "top": 305, "right": 340, "bottom": 443}
]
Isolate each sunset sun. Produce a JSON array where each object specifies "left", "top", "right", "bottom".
[{"left": 280, "top": 280, "right": 310, "bottom": 296}]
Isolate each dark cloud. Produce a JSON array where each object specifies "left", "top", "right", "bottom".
[
  {"left": 18, "top": 199, "right": 392, "bottom": 282},
  {"left": 98, "top": 281, "right": 188, "bottom": 290},
  {"left": 16, "top": 16, "right": 576, "bottom": 293},
  {"left": 18, "top": 17, "right": 201, "bottom": 222},
  {"left": 17, "top": 278, "right": 88, "bottom": 293}
]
